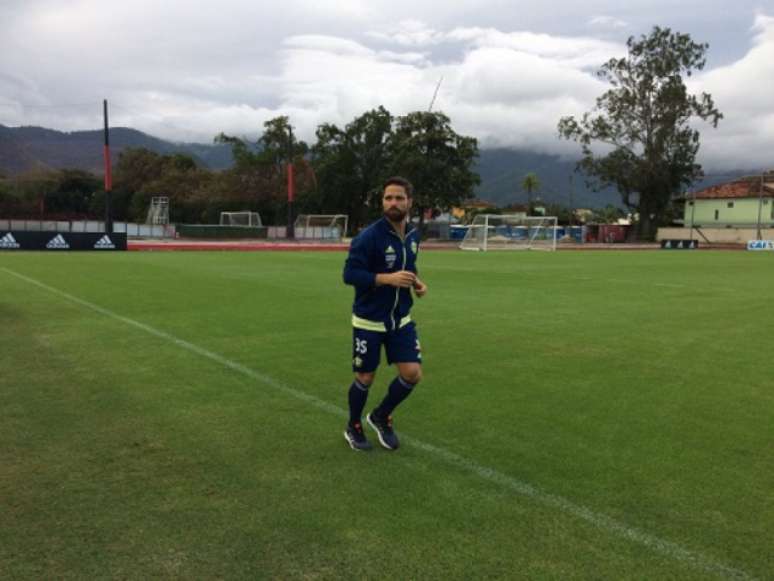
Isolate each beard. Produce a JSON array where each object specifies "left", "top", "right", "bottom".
[{"left": 384, "top": 207, "right": 407, "bottom": 222}]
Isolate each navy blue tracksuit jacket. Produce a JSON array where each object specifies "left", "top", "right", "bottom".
[{"left": 343, "top": 217, "right": 421, "bottom": 332}]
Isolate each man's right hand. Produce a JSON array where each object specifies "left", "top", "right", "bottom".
[{"left": 376, "top": 271, "right": 416, "bottom": 288}]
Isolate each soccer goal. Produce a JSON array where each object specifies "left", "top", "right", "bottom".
[
  {"left": 220, "top": 211, "right": 262, "bottom": 227},
  {"left": 293, "top": 214, "right": 348, "bottom": 241},
  {"left": 459, "top": 214, "right": 559, "bottom": 251},
  {"left": 146, "top": 196, "right": 169, "bottom": 225}
]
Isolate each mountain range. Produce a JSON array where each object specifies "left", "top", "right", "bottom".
[{"left": 0, "top": 124, "right": 754, "bottom": 209}]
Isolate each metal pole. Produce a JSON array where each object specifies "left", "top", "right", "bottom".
[
  {"left": 689, "top": 188, "right": 696, "bottom": 241},
  {"left": 286, "top": 125, "right": 295, "bottom": 240},
  {"left": 103, "top": 99, "right": 113, "bottom": 234},
  {"left": 756, "top": 173, "right": 764, "bottom": 240},
  {"left": 483, "top": 214, "right": 488, "bottom": 252}
]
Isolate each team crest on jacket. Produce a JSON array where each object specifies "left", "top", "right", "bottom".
[
  {"left": 411, "top": 240, "right": 418, "bottom": 254},
  {"left": 385, "top": 245, "right": 397, "bottom": 268}
]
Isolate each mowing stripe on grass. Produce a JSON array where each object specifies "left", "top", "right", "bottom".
[{"left": 1, "top": 266, "right": 754, "bottom": 581}]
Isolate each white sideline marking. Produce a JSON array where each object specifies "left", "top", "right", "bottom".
[{"left": 1, "top": 267, "right": 754, "bottom": 581}]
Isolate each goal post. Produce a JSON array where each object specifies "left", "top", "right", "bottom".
[
  {"left": 293, "top": 214, "right": 348, "bottom": 241},
  {"left": 146, "top": 196, "right": 169, "bottom": 225},
  {"left": 219, "top": 211, "right": 262, "bottom": 227},
  {"left": 459, "top": 214, "right": 559, "bottom": 251}
]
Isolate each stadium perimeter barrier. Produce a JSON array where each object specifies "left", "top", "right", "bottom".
[
  {"left": 175, "top": 225, "right": 339, "bottom": 240},
  {"left": 0, "top": 219, "right": 173, "bottom": 238},
  {"left": 294, "top": 226, "right": 343, "bottom": 240},
  {"left": 449, "top": 224, "right": 586, "bottom": 243},
  {"left": 0, "top": 231, "right": 127, "bottom": 251},
  {"left": 657, "top": 226, "right": 774, "bottom": 245},
  {"left": 176, "top": 224, "right": 268, "bottom": 239}
]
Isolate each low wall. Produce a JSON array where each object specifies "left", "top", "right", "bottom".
[
  {"left": 0, "top": 219, "right": 173, "bottom": 238},
  {"left": 176, "top": 224, "right": 268, "bottom": 239},
  {"left": 657, "top": 227, "right": 774, "bottom": 244}
]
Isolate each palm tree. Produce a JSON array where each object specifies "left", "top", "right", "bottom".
[{"left": 521, "top": 172, "right": 540, "bottom": 214}]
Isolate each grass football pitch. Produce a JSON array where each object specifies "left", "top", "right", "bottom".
[{"left": 1, "top": 249, "right": 772, "bottom": 579}]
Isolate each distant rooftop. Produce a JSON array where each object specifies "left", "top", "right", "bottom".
[
  {"left": 464, "top": 199, "right": 497, "bottom": 208},
  {"left": 692, "top": 173, "right": 774, "bottom": 199}
]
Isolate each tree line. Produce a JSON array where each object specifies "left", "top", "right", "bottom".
[{"left": 0, "top": 109, "right": 481, "bottom": 234}]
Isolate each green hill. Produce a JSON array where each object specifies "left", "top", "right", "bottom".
[
  {"left": 0, "top": 125, "right": 233, "bottom": 175},
  {"left": 472, "top": 147, "right": 621, "bottom": 208}
]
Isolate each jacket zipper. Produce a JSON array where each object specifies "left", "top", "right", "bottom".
[{"left": 389, "top": 228, "right": 412, "bottom": 330}]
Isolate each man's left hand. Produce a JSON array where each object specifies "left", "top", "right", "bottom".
[{"left": 413, "top": 278, "right": 428, "bottom": 298}]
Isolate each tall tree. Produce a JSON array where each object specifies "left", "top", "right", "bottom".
[
  {"left": 45, "top": 169, "right": 101, "bottom": 215},
  {"left": 110, "top": 148, "right": 212, "bottom": 221},
  {"left": 114, "top": 148, "right": 166, "bottom": 193},
  {"left": 256, "top": 116, "right": 309, "bottom": 170},
  {"left": 311, "top": 106, "right": 394, "bottom": 232},
  {"left": 0, "top": 169, "right": 64, "bottom": 217},
  {"left": 388, "top": 111, "right": 480, "bottom": 232},
  {"left": 215, "top": 116, "right": 313, "bottom": 225},
  {"left": 558, "top": 27, "right": 722, "bottom": 239},
  {"left": 521, "top": 172, "right": 540, "bottom": 211}
]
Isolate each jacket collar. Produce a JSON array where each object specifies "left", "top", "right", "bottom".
[{"left": 378, "top": 216, "right": 415, "bottom": 239}]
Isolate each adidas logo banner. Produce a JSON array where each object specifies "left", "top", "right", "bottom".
[
  {"left": 0, "top": 231, "right": 126, "bottom": 251},
  {"left": 661, "top": 239, "right": 698, "bottom": 250},
  {"left": 0, "top": 233, "right": 21, "bottom": 249},
  {"left": 94, "top": 235, "right": 116, "bottom": 249},
  {"left": 46, "top": 234, "right": 70, "bottom": 249}
]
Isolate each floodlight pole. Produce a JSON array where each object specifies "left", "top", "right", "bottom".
[
  {"left": 286, "top": 124, "right": 295, "bottom": 240},
  {"left": 103, "top": 99, "right": 113, "bottom": 234}
]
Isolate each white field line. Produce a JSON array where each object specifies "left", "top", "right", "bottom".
[
  {"left": 607, "top": 278, "right": 689, "bottom": 289},
  {"left": 597, "top": 277, "right": 735, "bottom": 292},
  {"left": 1, "top": 267, "right": 754, "bottom": 581}
]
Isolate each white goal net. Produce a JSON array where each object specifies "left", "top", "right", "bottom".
[
  {"left": 146, "top": 196, "right": 169, "bottom": 225},
  {"left": 220, "top": 211, "right": 262, "bottom": 227},
  {"left": 460, "top": 214, "right": 559, "bottom": 251},
  {"left": 293, "top": 214, "right": 348, "bottom": 240}
]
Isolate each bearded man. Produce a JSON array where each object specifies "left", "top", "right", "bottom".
[{"left": 341, "top": 176, "right": 428, "bottom": 452}]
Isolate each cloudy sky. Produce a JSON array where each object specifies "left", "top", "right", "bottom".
[{"left": 1, "top": 0, "right": 773, "bottom": 170}]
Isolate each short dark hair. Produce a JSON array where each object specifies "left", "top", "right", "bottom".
[{"left": 383, "top": 176, "right": 413, "bottom": 198}]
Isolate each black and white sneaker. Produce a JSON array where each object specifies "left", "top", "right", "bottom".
[
  {"left": 344, "top": 422, "right": 373, "bottom": 451},
  {"left": 367, "top": 411, "right": 399, "bottom": 451}
]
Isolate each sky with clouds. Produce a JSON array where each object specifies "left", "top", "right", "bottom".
[{"left": 1, "top": 0, "right": 773, "bottom": 171}]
